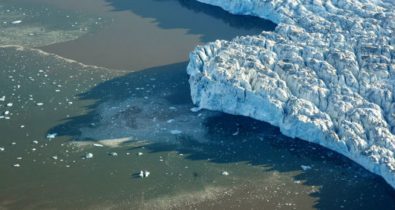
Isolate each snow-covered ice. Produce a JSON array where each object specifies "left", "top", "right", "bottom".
[
  {"left": 46, "top": 133, "right": 57, "bottom": 139},
  {"left": 188, "top": 0, "right": 395, "bottom": 188},
  {"left": 93, "top": 143, "right": 104, "bottom": 147},
  {"left": 222, "top": 171, "right": 230, "bottom": 176},
  {"left": 170, "top": 130, "right": 183, "bottom": 135},
  {"left": 11, "top": 20, "right": 22, "bottom": 24},
  {"left": 85, "top": 153, "right": 94, "bottom": 159},
  {"left": 301, "top": 165, "right": 312, "bottom": 171},
  {"left": 190, "top": 107, "right": 201, "bottom": 112},
  {"left": 139, "top": 170, "right": 150, "bottom": 178},
  {"left": 109, "top": 152, "right": 118, "bottom": 157}
]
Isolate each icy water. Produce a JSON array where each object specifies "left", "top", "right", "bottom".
[{"left": 0, "top": 0, "right": 394, "bottom": 209}]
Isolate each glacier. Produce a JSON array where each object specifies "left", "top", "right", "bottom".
[{"left": 187, "top": 0, "right": 395, "bottom": 188}]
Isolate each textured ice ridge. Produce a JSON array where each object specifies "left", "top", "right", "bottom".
[{"left": 187, "top": 0, "right": 395, "bottom": 188}]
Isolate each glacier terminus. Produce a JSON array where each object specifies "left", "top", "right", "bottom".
[{"left": 187, "top": 0, "right": 395, "bottom": 188}]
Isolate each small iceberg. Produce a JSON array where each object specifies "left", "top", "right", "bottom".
[
  {"left": 11, "top": 20, "right": 22, "bottom": 24},
  {"left": 46, "top": 133, "right": 57, "bottom": 140},
  {"left": 139, "top": 170, "right": 150, "bottom": 178},
  {"left": 301, "top": 165, "right": 312, "bottom": 171},
  {"left": 170, "top": 130, "right": 182, "bottom": 135},
  {"left": 85, "top": 153, "right": 94, "bottom": 159},
  {"left": 221, "top": 171, "right": 230, "bottom": 176}
]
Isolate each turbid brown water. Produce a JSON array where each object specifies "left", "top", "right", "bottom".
[{"left": 0, "top": 0, "right": 394, "bottom": 210}]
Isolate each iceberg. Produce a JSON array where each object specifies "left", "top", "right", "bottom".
[{"left": 187, "top": 0, "right": 395, "bottom": 188}]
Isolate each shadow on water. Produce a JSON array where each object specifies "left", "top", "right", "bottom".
[
  {"left": 103, "top": 0, "right": 276, "bottom": 42},
  {"left": 50, "top": 62, "right": 192, "bottom": 138},
  {"left": 49, "top": 61, "right": 395, "bottom": 209},
  {"left": 48, "top": 0, "right": 395, "bottom": 209}
]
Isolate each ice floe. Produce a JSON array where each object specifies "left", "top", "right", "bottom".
[
  {"left": 11, "top": 20, "right": 22, "bottom": 24},
  {"left": 85, "top": 153, "right": 94, "bottom": 159},
  {"left": 46, "top": 133, "right": 57, "bottom": 140}
]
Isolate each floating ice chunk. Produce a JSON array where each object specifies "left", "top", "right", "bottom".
[
  {"left": 93, "top": 143, "right": 104, "bottom": 147},
  {"left": 20, "top": 125, "right": 25, "bottom": 128},
  {"left": 301, "top": 165, "right": 312, "bottom": 171},
  {"left": 11, "top": 20, "right": 22, "bottom": 24},
  {"left": 139, "top": 170, "right": 150, "bottom": 178},
  {"left": 13, "top": 163, "right": 20, "bottom": 167},
  {"left": 36, "top": 102, "right": 44, "bottom": 106},
  {"left": 170, "top": 130, "right": 182, "bottom": 135},
  {"left": 52, "top": 156, "right": 58, "bottom": 160},
  {"left": 109, "top": 152, "right": 118, "bottom": 156},
  {"left": 0, "top": 147, "right": 4, "bottom": 151},
  {"left": 190, "top": 107, "right": 201, "bottom": 112},
  {"left": 138, "top": 152, "right": 143, "bottom": 156},
  {"left": 232, "top": 128, "right": 239, "bottom": 136},
  {"left": 32, "top": 140, "right": 39, "bottom": 144},
  {"left": 32, "top": 148, "right": 36, "bottom": 151},
  {"left": 0, "top": 96, "right": 5, "bottom": 101},
  {"left": 4, "top": 111, "right": 9, "bottom": 115},
  {"left": 222, "top": 171, "right": 230, "bottom": 176},
  {"left": 16, "top": 157, "right": 22, "bottom": 160},
  {"left": 85, "top": 153, "right": 94, "bottom": 159},
  {"left": 11, "top": 142, "right": 16, "bottom": 145},
  {"left": 6, "top": 103, "right": 13, "bottom": 107},
  {"left": 167, "top": 119, "right": 175, "bottom": 123},
  {"left": 46, "top": 133, "right": 57, "bottom": 139}
]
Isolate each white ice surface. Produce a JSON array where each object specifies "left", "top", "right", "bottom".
[{"left": 188, "top": 0, "right": 395, "bottom": 188}]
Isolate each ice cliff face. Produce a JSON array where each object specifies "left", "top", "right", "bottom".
[{"left": 187, "top": 0, "right": 395, "bottom": 188}]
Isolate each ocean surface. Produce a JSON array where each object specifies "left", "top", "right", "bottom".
[{"left": 0, "top": 0, "right": 394, "bottom": 209}]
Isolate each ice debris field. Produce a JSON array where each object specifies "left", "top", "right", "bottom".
[{"left": 187, "top": 0, "right": 395, "bottom": 188}]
